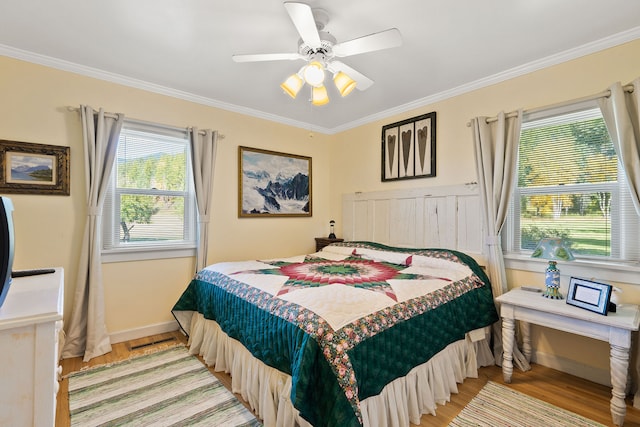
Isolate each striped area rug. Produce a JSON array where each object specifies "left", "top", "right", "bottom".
[
  {"left": 449, "top": 381, "right": 605, "bottom": 427},
  {"left": 67, "top": 345, "right": 262, "bottom": 427}
]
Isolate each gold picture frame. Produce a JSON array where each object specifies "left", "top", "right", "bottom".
[
  {"left": 0, "top": 140, "right": 70, "bottom": 195},
  {"left": 238, "top": 146, "right": 311, "bottom": 217}
]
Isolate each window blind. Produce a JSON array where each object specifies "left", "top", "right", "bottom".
[
  {"left": 103, "top": 120, "right": 196, "bottom": 253},
  {"left": 511, "top": 105, "right": 639, "bottom": 261}
]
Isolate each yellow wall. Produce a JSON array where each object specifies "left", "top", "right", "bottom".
[
  {"left": 330, "top": 39, "right": 640, "bottom": 198},
  {"left": 329, "top": 38, "right": 640, "bottom": 381},
  {"left": 1, "top": 38, "right": 639, "bottom": 377},
  {"left": 0, "top": 56, "right": 333, "bottom": 335}
]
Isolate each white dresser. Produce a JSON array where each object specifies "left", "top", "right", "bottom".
[{"left": 0, "top": 268, "right": 64, "bottom": 427}]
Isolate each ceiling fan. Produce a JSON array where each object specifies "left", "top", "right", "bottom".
[{"left": 232, "top": 2, "right": 402, "bottom": 105}]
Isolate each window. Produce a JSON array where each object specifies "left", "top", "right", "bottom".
[
  {"left": 504, "top": 100, "right": 640, "bottom": 264},
  {"left": 102, "top": 120, "right": 197, "bottom": 261}
]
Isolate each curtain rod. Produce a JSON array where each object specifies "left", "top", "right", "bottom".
[
  {"left": 65, "top": 106, "right": 225, "bottom": 139},
  {"left": 466, "top": 84, "right": 635, "bottom": 127}
]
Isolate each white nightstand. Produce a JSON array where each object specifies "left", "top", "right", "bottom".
[{"left": 496, "top": 287, "right": 640, "bottom": 427}]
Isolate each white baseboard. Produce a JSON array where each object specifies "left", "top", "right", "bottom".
[
  {"left": 109, "top": 320, "right": 180, "bottom": 344},
  {"left": 533, "top": 349, "right": 611, "bottom": 387}
]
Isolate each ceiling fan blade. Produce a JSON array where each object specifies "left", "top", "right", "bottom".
[
  {"left": 284, "top": 2, "right": 322, "bottom": 49},
  {"left": 333, "top": 28, "right": 402, "bottom": 57},
  {"left": 232, "top": 53, "right": 303, "bottom": 63},
  {"left": 328, "top": 61, "right": 374, "bottom": 91}
]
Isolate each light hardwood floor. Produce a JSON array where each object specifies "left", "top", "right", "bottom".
[{"left": 56, "top": 331, "right": 640, "bottom": 427}]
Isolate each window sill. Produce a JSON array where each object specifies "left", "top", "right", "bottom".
[
  {"left": 102, "top": 246, "right": 196, "bottom": 263},
  {"left": 504, "top": 253, "right": 640, "bottom": 286}
]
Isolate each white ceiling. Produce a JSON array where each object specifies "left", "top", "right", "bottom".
[{"left": 1, "top": 1, "right": 639, "bottom": 134}]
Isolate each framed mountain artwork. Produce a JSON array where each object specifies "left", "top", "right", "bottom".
[{"left": 238, "top": 146, "right": 311, "bottom": 217}]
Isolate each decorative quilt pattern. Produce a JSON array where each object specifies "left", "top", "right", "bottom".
[
  {"left": 240, "top": 255, "right": 451, "bottom": 301},
  {"left": 173, "top": 242, "right": 499, "bottom": 427}
]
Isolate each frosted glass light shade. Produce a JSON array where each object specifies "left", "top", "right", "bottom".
[
  {"left": 312, "top": 85, "right": 329, "bottom": 106},
  {"left": 303, "top": 61, "right": 325, "bottom": 87},
  {"left": 333, "top": 71, "right": 357, "bottom": 96},
  {"left": 531, "top": 237, "right": 575, "bottom": 261},
  {"left": 280, "top": 73, "right": 303, "bottom": 98}
]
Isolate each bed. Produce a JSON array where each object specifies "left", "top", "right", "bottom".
[{"left": 172, "top": 241, "right": 498, "bottom": 427}]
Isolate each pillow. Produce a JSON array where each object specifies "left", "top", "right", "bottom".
[
  {"left": 320, "top": 245, "right": 358, "bottom": 256},
  {"left": 314, "top": 251, "right": 351, "bottom": 261},
  {"left": 410, "top": 254, "right": 471, "bottom": 274},
  {"left": 356, "top": 248, "right": 412, "bottom": 266}
]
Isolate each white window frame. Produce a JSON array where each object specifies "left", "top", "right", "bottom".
[
  {"left": 503, "top": 99, "right": 640, "bottom": 285},
  {"left": 102, "top": 119, "right": 197, "bottom": 263}
]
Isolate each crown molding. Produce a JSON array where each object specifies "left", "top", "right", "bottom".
[
  {"left": 0, "top": 44, "right": 333, "bottom": 134},
  {"left": 331, "top": 26, "right": 640, "bottom": 134},
  {"left": 2, "top": 25, "right": 639, "bottom": 136}
]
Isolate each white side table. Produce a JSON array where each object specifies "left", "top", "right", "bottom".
[{"left": 496, "top": 287, "right": 640, "bottom": 427}]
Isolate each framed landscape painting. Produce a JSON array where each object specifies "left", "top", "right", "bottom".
[
  {"left": 381, "top": 112, "right": 436, "bottom": 181},
  {"left": 0, "top": 140, "right": 70, "bottom": 195},
  {"left": 238, "top": 146, "right": 312, "bottom": 217}
]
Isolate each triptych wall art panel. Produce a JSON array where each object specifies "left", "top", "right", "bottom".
[{"left": 381, "top": 112, "right": 436, "bottom": 181}]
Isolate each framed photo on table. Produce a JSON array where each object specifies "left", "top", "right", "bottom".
[{"left": 566, "top": 277, "right": 613, "bottom": 315}]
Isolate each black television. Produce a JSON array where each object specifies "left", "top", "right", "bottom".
[{"left": 0, "top": 196, "right": 15, "bottom": 308}]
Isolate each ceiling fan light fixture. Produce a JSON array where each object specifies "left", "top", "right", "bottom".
[
  {"left": 311, "top": 85, "right": 329, "bottom": 106},
  {"left": 333, "top": 71, "right": 357, "bottom": 96},
  {"left": 303, "top": 61, "right": 325, "bottom": 87},
  {"left": 235, "top": 2, "right": 404, "bottom": 107},
  {"left": 280, "top": 73, "right": 304, "bottom": 98}
]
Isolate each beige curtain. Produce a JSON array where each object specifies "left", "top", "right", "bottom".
[
  {"left": 189, "top": 128, "right": 218, "bottom": 272},
  {"left": 62, "top": 106, "right": 124, "bottom": 361},
  {"left": 597, "top": 77, "right": 640, "bottom": 407},
  {"left": 597, "top": 77, "right": 640, "bottom": 215},
  {"left": 471, "top": 110, "right": 530, "bottom": 371}
]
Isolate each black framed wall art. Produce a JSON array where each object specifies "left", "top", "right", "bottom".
[{"left": 381, "top": 112, "right": 436, "bottom": 182}]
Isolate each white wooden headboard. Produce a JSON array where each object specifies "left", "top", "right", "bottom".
[{"left": 342, "top": 184, "right": 487, "bottom": 264}]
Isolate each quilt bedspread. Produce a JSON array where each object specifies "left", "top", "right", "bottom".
[{"left": 172, "top": 242, "right": 498, "bottom": 427}]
